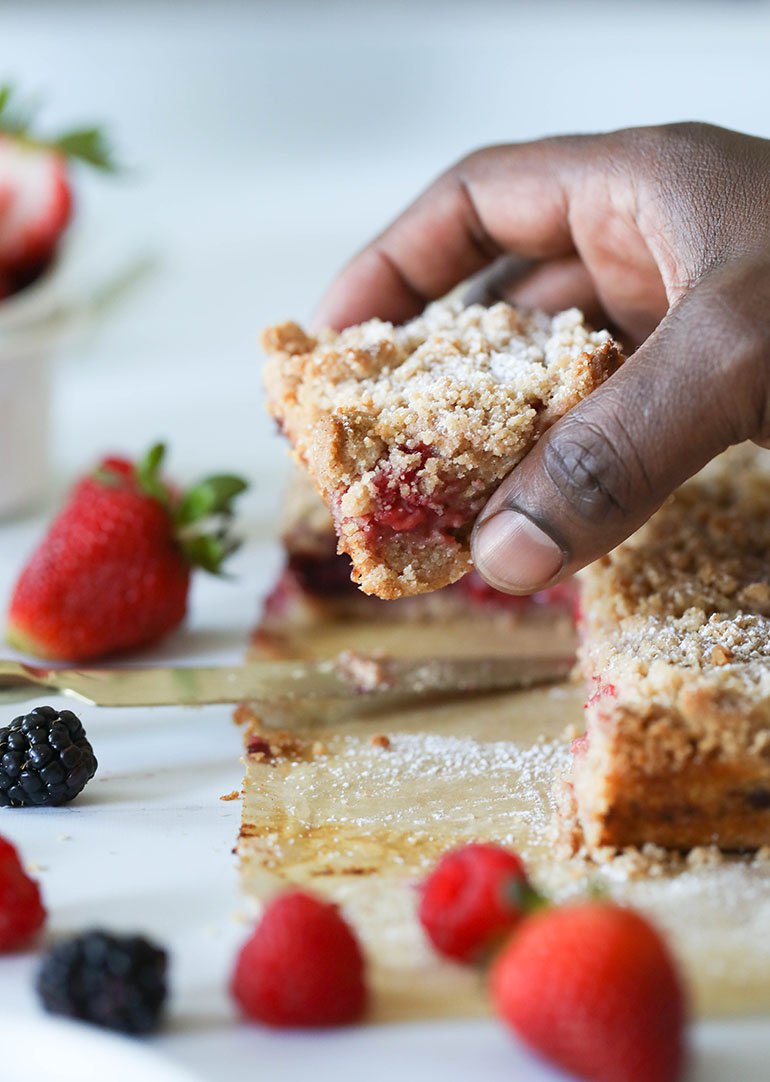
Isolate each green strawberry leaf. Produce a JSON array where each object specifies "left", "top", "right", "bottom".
[
  {"left": 175, "top": 475, "right": 248, "bottom": 526},
  {"left": 179, "top": 533, "right": 241, "bottom": 576},
  {"left": 52, "top": 127, "right": 118, "bottom": 173},
  {"left": 0, "top": 83, "right": 118, "bottom": 172},
  {"left": 127, "top": 441, "right": 248, "bottom": 575}
]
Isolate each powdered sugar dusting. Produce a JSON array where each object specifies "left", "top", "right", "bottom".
[
  {"left": 581, "top": 445, "right": 770, "bottom": 690},
  {"left": 239, "top": 678, "right": 770, "bottom": 1019},
  {"left": 273, "top": 731, "right": 569, "bottom": 863}
]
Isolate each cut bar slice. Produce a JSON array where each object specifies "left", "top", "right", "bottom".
[
  {"left": 568, "top": 447, "right": 770, "bottom": 852},
  {"left": 252, "top": 468, "right": 577, "bottom": 662},
  {"left": 263, "top": 299, "right": 623, "bottom": 599}
]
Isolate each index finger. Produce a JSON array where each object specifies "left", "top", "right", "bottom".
[{"left": 311, "top": 139, "right": 581, "bottom": 331}]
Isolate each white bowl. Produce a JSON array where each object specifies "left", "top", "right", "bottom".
[{"left": 0, "top": 258, "right": 71, "bottom": 518}]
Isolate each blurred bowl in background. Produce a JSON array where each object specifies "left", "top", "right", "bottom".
[{"left": 0, "top": 251, "right": 78, "bottom": 519}]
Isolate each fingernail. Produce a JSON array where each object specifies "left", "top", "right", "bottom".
[{"left": 472, "top": 510, "right": 564, "bottom": 593}]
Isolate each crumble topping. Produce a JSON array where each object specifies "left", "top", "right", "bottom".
[
  {"left": 273, "top": 302, "right": 614, "bottom": 462},
  {"left": 580, "top": 447, "right": 770, "bottom": 697},
  {"left": 263, "top": 298, "right": 623, "bottom": 598}
]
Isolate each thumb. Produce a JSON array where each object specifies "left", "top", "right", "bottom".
[{"left": 470, "top": 271, "right": 769, "bottom": 592}]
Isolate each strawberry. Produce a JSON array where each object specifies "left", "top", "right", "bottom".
[
  {"left": 0, "top": 84, "right": 115, "bottom": 297},
  {"left": 491, "top": 901, "right": 687, "bottom": 1082},
  {"left": 231, "top": 890, "right": 367, "bottom": 1027},
  {"left": 0, "top": 138, "right": 72, "bottom": 279},
  {"left": 419, "top": 844, "right": 542, "bottom": 963},
  {"left": 7, "top": 443, "right": 247, "bottom": 662}
]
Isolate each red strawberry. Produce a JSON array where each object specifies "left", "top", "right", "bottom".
[
  {"left": 419, "top": 844, "right": 540, "bottom": 963},
  {"left": 0, "top": 136, "right": 72, "bottom": 277},
  {"left": 0, "top": 835, "right": 46, "bottom": 950},
  {"left": 7, "top": 443, "right": 247, "bottom": 662},
  {"left": 0, "top": 84, "right": 115, "bottom": 297},
  {"left": 231, "top": 890, "right": 367, "bottom": 1027},
  {"left": 491, "top": 901, "right": 687, "bottom": 1082}
]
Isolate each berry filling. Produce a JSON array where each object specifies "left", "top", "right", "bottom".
[
  {"left": 263, "top": 551, "right": 579, "bottom": 622},
  {"left": 571, "top": 679, "right": 618, "bottom": 757},
  {"left": 584, "top": 680, "right": 618, "bottom": 710},
  {"left": 570, "top": 732, "right": 589, "bottom": 756},
  {"left": 264, "top": 554, "right": 578, "bottom": 619},
  {"left": 287, "top": 553, "right": 357, "bottom": 597},
  {"left": 358, "top": 447, "right": 479, "bottom": 548},
  {"left": 460, "top": 572, "right": 577, "bottom": 611}
]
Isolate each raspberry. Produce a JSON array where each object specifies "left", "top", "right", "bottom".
[
  {"left": 418, "top": 843, "right": 537, "bottom": 963},
  {"left": 0, "top": 705, "right": 97, "bottom": 807},
  {"left": 37, "top": 930, "right": 168, "bottom": 1034},
  {"left": 491, "top": 902, "right": 687, "bottom": 1082},
  {"left": 0, "top": 835, "right": 46, "bottom": 950},
  {"left": 231, "top": 890, "right": 367, "bottom": 1026}
]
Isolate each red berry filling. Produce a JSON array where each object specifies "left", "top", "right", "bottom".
[
  {"left": 570, "top": 731, "right": 590, "bottom": 756},
  {"left": 263, "top": 553, "right": 579, "bottom": 620},
  {"left": 460, "top": 571, "right": 577, "bottom": 611},
  {"left": 573, "top": 679, "right": 618, "bottom": 755},
  {"left": 584, "top": 680, "right": 618, "bottom": 710},
  {"left": 358, "top": 446, "right": 480, "bottom": 548}
]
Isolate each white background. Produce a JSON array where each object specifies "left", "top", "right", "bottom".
[{"left": 2, "top": 2, "right": 770, "bottom": 1079}]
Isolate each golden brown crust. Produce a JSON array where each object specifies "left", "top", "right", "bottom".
[
  {"left": 263, "top": 299, "right": 623, "bottom": 598},
  {"left": 572, "top": 446, "right": 770, "bottom": 851}
]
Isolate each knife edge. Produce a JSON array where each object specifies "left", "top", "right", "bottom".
[{"left": 0, "top": 654, "right": 575, "bottom": 708}]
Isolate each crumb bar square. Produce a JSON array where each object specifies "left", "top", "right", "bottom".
[
  {"left": 568, "top": 448, "right": 770, "bottom": 851},
  {"left": 263, "top": 299, "right": 623, "bottom": 599}
]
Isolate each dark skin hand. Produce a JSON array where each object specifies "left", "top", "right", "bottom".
[{"left": 312, "top": 122, "right": 770, "bottom": 594}]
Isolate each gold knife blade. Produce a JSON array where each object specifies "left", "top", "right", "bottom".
[{"left": 0, "top": 654, "right": 574, "bottom": 709}]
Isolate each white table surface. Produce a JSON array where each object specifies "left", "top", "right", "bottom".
[{"left": 2, "top": 1, "right": 770, "bottom": 1078}]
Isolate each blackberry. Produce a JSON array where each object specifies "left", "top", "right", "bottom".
[
  {"left": 0, "top": 705, "right": 97, "bottom": 807},
  {"left": 37, "top": 930, "right": 168, "bottom": 1034}
]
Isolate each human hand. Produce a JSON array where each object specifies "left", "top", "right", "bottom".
[{"left": 312, "top": 123, "right": 770, "bottom": 593}]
